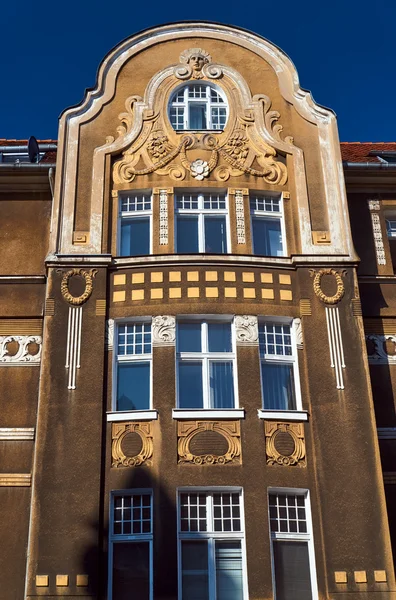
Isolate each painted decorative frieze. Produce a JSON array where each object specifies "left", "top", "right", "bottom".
[
  {"left": 159, "top": 189, "right": 169, "bottom": 245},
  {"left": 235, "top": 315, "right": 258, "bottom": 345},
  {"left": 265, "top": 421, "right": 306, "bottom": 467},
  {"left": 0, "top": 335, "right": 42, "bottom": 365},
  {"left": 111, "top": 49, "right": 290, "bottom": 185},
  {"left": 178, "top": 421, "right": 241, "bottom": 465},
  {"left": 152, "top": 315, "right": 176, "bottom": 346},
  {"left": 112, "top": 422, "right": 153, "bottom": 467},
  {"left": 235, "top": 190, "right": 246, "bottom": 244}
]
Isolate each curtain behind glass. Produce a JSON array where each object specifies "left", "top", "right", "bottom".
[
  {"left": 189, "top": 104, "right": 207, "bottom": 129},
  {"left": 177, "top": 216, "right": 199, "bottom": 253},
  {"left": 261, "top": 363, "right": 295, "bottom": 410},
  {"left": 273, "top": 541, "right": 313, "bottom": 600},
  {"left": 112, "top": 541, "right": 150, "bottom": 600},
  {"left": 120, "top": 218, "right": 150, "bottom": 257},
  {"left": 182, "top": 540, "right": 209, "bottom": 600},
  {"left": 210, "top": 362, "right": 234, "bottom": 408},
  {"left": 215, "top": 541, "right": 243, "bottom": 600},
  {"left": 252, "top": 218, "right": 282, "bottom": 256},
  {"left": 204, "top": 216, "right": 227, "bottom": 253},
  {"left": 179, "top": 362, "right": 204, "bottom": 408}
]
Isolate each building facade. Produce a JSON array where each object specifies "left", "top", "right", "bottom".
[{"left": 1, "top": 21, "right": 396, "bottom": 600}]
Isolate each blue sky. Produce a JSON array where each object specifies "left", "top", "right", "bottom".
[{"left": 1, "top": 0, "right": 395, "bottom": 141}]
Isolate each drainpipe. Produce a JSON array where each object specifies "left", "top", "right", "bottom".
[{"left": 343, "top": 162, "right": 396, "bottom": 170}]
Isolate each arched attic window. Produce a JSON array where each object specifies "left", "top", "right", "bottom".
[{"left": 169, "top": 83, "right": 228, "bottom": 131}]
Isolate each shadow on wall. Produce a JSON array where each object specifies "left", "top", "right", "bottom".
[{"left": 82, "top": 468, "right": 244, "bottom": 600}]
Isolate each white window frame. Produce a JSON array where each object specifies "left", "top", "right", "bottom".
[
  {"left": 169, "top": 83, "right": 228, "bottom": 131},
  {"left": 108, "top": 489, "right": 153, "bottom": 600},
  {"left": 176, "top": 317, "right": 238, "bottom": 411},
  {"left": 118, "top": 190, "right": 153, "bottom": 256},
  {"left": 112, "top": 319, "right": 153, "bottom": 415},
  {"left": 174, "top": 191, "right": 230, "bottom": 254},
  {"left": 177, "top": 487, "right": 249, "bottom": 600},
  {"left": 268, "top": 488, "right": 318, "bottom": 600},
  {"left": 257, "top": 318, "right": 303, "bottom": 418},
  {"left": 385, "top": 213, "right": 396, "bottom": 238},
  {"left": 249, "top": 192, "right": 287, "bottom": 257}
]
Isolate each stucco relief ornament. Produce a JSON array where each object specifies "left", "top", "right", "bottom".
[
  {"left": 310, "top": 268, "right": 346, "bottom": 305},
  {"left": 152, "top": 315, "right": 176, "bottom": 346},
  {"left": 190, "top": 159, "right": 210, "bottom": 180},
  {"left": 0, "top": 335, "right": 42, "bottom": 364},
  {"left": 235, "top": 316, "right": 258, "bottom": 345},
  {"left": 58, "top": 268, "right": 97, "bottom": 305},
  {"left": 174, "top": 48, "right": 223, "bottom": 80}
]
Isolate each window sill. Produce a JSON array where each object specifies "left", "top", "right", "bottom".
[
  {"left": 173, "top": 409, "right": 245, "bottom": 420},
  {"left": 258, "top": 410, "right": 308, "bottom": 421},
  {"left": 106, "top": 410, "right": 158, "bottom": 422}
]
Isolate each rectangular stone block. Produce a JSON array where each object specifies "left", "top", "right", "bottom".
[
  {"left": 113, "top": 291, "right": 126, "bottom": 302},
  {"left": 169, "top": 271, "right": 181, "bottom": 282},
  {"left": 205, "top": 271, "right": 218, "bottom": 281},
  {"left": 334, "top": 571, "right": 347, "bottom": 583},
  {"left": 243, "top": 288, "right": 256, "bottom": 298},
  {"left": 132, "top": 273, "right": 144, "bottom": 284},
  {"left": 151, "top": 272, "right": 163, "bottom": 283},
  {"left": 151, "top": 289, "right": 163, "bottom": 299},
  {"left": 169, "top": 287, "right": 182, "bottom": 298},
  {"left": 187, "top": 287, "right": 200, "bottom": 298},
  {"left": 242, "top": 272, "right": 255, "bottom": 282},
  {"left": 374, "top": 570, "right": 387, "bottom": 582},
  {"left": 76, "top": 574, "right": 89, "bottom": 586},
  {"left": 279, "top": 274, "right": 291, "bottom": 285},
  {"left": 261, "top": 273, "right": 273, "bottom": 283},
  {"left": 36, "top": 575, "right": 49, "bottom": 587},
  {"left": 224, "top": 271, "right": 236, "bottom": 281},
  {"left": 354, "top": 571, "right": 367, "bottom": 583},
  {"left": 206, "top": 287, "right": 218, "bottom": 298},
  {"left": 280, "top": 289, "right": 293, "bottom": 301},
  {"left": 114, "top": 274, "right": 126, "bottom": 285},
  {"left": 187, "top": 271, "right": 199, "bottom": 281},
  {"left": 131, "top": 289, "right": 144, "bottom": 301},
  {"left": 261, "top": 289, "right": 274, "bottom": 299},
  {"left": 225, "top": 287, "right": 237, "bottom": 298},
  {"left": 56, "top": 574, "right": 69, "bottom": 586}
]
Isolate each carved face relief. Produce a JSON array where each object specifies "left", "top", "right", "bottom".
[{"left": 188, "top": 54, "right": 206, "bottom": 73}]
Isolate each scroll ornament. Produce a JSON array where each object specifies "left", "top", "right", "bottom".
[
  {"left": 152, "top": 315, "right": 176, "bottom": 346},
  {"left": 235, "top": 316, "right": 258, "bottom": 344},
  {"left": 265, "top": 421, "right": 306, "bottom": 467},
  {"left": 0, "top": 336, "right": 42, "bottom": 364},
  {"left": 112, "top": 422, "right": 153, "bottom": 467},
  {"left": 178, "top": 421, "right": 241, "bottom": 465}
]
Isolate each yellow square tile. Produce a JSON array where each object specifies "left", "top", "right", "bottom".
[
  {"left": 334, "top": 571, "right": 347, "bottom": 584},
  {"left": 76, "top": 574, "right": 89, "bottom": 587},
  {"left": 224, "top": 271, "right": 236, "bottom": 282},
  {"left": 261, "top": 273, "right": 273, "bottom": 283},
  {"left": 205, "top": 271, "right": 218, "bottom": 281},
  {"left": 243, "top": 288, "right": 256, "bottom": 299},
  {"left": 132, "top": 273, "right": 144, "bottom": 284},
  {"left": 131, "top": 289, "right": 144, "bottom": 301},
  {"left": 113, "top": 290, "right": 126, "bottom": 302},
  {"left": 279, "top": 274, "right": 291, "bottom": 285},
  {"left": 354, "top": 571, "right": 367, "bottom": 583},
  {"left": 187, "top": 287, "right": 200, "bottom": 298},
  {"left": 187, "top": 271, "right": 199, "bottom": 282},
  {"left": 225, "top": 287, "right": 237, "bottom": 298},
  {"left": 114, "top": 274, "right": 126, "bottom": 286},
  {"left": 280, "top": 290, "right": 293, "bottom": 301},
  {"left": 242, "top": 272, "right": 255, "bottom": 282},
  {"left": 56, "top": 575, "right": 69, "bottom": 586},
  {"left": 374, "top": 570, "right": 387, "bottom": 583},
  {"left": 151, "top": 289, "right": 163, "bottom": 299},
  {"left": 261, "top": 289, "right": 274, "bottom": 300},
  {"left": 36, "top": 575, "right": 49, "bottom": 587},
  {"left": 151, "top": 272, "right": 163, "bottom": 283},
  {"left": 169, "top": 287, "right": 182, "bottom": 298},
  {"left": 169, "top": 271, "right": 181, "bottom": 282},
  {"left": 206, "top": 287, "right": 219, "bottom": 298}
]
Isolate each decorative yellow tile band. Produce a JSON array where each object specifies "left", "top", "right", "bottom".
[
  {"left": 279, "top": 274, "right": 291, "bottom": 285},
  {"left": 36, "top": 575, "right": 49, "bottom": 587},
  {"left": 354, "top": 571, "right": 367, "bottom": 583},
  {"left": 224, "top": 271, "right": 236, "bottom": 281},
  {"left": 113, "top": 290, "right": 125, "bottom": 302},
  {"left": 132, "top": 273, "right": 144, "bottom": 284},
  {"left": 114, "top": 274, "right": 126, "bottom": 285},
  {"left": 132, "top": 290, "right": 144, "bottom": 301},
  {"left": 334, "top": 571, "right": 347, "bottom": 584},
  {"left": 56, "top": 575, "right": 69, "bottom": 586},
  {"left": 151, "top": 272, "right": 163, "bottom": 283},
  {"left": 187, "top": 271, "right": 199, "bottom": 281},
  {"left": 205, "top": 271, "right": 218, "bottom": 281}
]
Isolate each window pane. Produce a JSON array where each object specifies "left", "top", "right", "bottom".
[
  {"left": 189, "top": 104, "right": 206, "bottom": 129},
  {"left": 215, "top": 541, "right": 243, "bottom": 600},
  {"left": 252, "top": 217, "right": 283, "bottom": 256},
  {"left": 273, "top": 541, "right": 313, "bottom": 600},
  {"left": 177, "top": 216, "right": 199, "bottom": 253},
  {"left": 208, "top": 323, "right": 232, "bottom": 352},
  {"left": 117, "top": 362, "right": 150, "bottom": 410},
  {"left": 204, "top": 216, "right": 227, "bottom": 253},
  {"left": 179, "top": 362, "right": 203, "bottom": 408},
  {"left": 261, "top": 363, "right": 296, "bottom": 410},
  {"left": 112, "top": 541, "right": 150, "bottom": 600},
  {"left": 178, "top": 323, "right": 202, "bottom": 352},
  {"left": 182, "top": 541, "right": 209, "bottom": 600},
  {"left": 120, "top": 218, "right": 150, "bottom": 256},
  {"left": 210, "top": 362, "right": 234, "bottom": 408}
]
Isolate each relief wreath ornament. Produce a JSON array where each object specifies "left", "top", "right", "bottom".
[
  {"left": 59, "top": 268, "right": 97, "bottom": 305},
  {"left": 311, "top": 268, "right": 345, "bottom": 305}
]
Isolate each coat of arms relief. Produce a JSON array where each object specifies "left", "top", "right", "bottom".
[{"left": 112, "top": 48, "right": 292, "bottom": 185}]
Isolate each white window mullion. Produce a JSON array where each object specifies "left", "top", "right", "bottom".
[{"left": 208, "top": 538, "right": 216, "bottom": 600}]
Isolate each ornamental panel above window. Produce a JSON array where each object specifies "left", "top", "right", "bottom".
[{"left": 169, "top": 84, "right": 228, "bottom": 131}]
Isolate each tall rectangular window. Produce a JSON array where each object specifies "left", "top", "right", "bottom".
[
  {"left": 250, "top": 195, "right": 285, "bottom": 257},
  {"left": 269, "top": 491, "right": 317, "bottom": 600},
  {"left": 259, "top": 322, "right": 299, "bottom": 411},
  {"left": 175, "top": 193, "right": 228, "bottom": 254},
  {"left": 178, "top": 489, "right": 247, "bottom": 600},
  {"left": 116, "top": 323, "right": 152, "bottom": 411},
  {"left": 177, "top": 320, "right": 236, "bottom": 409},
  {"left": 119, "top": 192, "right": 151, "bottom": 256},
  {"left": 109, "top": 491, "right": 153, "bottom": 600}
]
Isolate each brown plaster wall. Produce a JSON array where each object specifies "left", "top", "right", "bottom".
[{"left": 0, "top": 197, "right": 51, "bottom": 275}]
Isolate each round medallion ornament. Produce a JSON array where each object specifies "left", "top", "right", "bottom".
[
  {"left": 59, "top": 268, "right": 97, "bottom": 305},
  {"left": 312, "top": 268, "right": 345, "bottom": 305}
]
